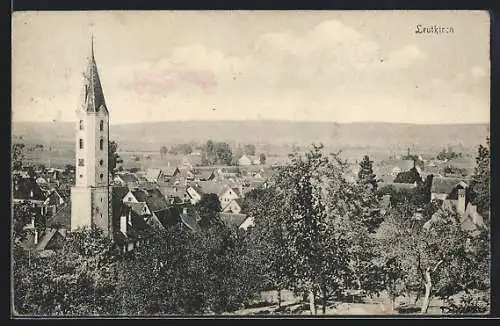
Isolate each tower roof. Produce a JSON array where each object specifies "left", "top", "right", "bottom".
[{"left": 80, "top": 35, "right": 108, "bottom": 114}]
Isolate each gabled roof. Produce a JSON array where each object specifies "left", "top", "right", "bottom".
[
  {"left": 431, "top": 177, "right": 469, "bottom": 195},
  {"left": 163, "top": 166, "right": 180, "bottom": 177},
  {"left": 155, "top": 206, "right": 182, "bottom": 228},
  {"left": 144, "top": 188, "right": 169, "bottom": 212},
  {"left": 48, "top": 201, "right": 71, "bottom": 229},
  {"left": 124, "top": 201, "right": 151, "bottom": 217},
  {"left": 231, "top": 187, "right": 243, "bottom": 198},
  {"left": 196, "top": 181, "right": 229, "bottom": 197},
  {"left": 131, "top": 188, "right": 149, "bottom": 203},
  {"left": 116, "top": 173, "right": 139, "bottom": 184},
  {"left": 146, "top": 168, "right": 163, "bottom": 181},
  {"left": 220, "top": 213, "right": 249, "bottom": 228},
  {"left": 180, "top": 207, "right": 202, "bottom": 232},
  {"left": 113, "top": 186, "right": 130, "bottom": 202},
  {"left": 44, "top": 189, "right": 64, "bottom": 206}
]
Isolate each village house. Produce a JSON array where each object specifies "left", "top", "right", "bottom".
[
  {"left": 220, "top": 212, "right": 254, "bottom": 230},
  {"left": 430, "top": 177, "right": 470, "bottom": 201},
  {"left": 113, "top": 172, "right": 140, "bottom": 188},
  {"left": 238, "top": 155, "right": 253, "bottom": 166},
  {"left": 217, "top": 167, "right": 241, "bottom": 179},
  {"left": 219, "top": 186, "right": 244, "bottom": 208},
  {"left": 193, "top": 168, "right": 216, "bottom": 181},
  {"left": 222, "top": 198, "right": 245, "bottom": 214}
]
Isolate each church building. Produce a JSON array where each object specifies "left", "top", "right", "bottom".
[{"left": 70, "top": 37, "right": 113, "bottom": 237}]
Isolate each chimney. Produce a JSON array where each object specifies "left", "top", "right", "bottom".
[
  {"left": 120, "top": 212, "right": 127, "bottom": 235},
  {"left": 457, "top": 188, "right": 466, "bottom": 215}
]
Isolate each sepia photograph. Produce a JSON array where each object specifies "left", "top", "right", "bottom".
[{"left": 11, "top": 10, "right": 490, "bottom": 317}]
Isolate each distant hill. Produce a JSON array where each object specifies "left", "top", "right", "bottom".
[{"left": 12, "top": 120, "right": 489, "bottom": 152}]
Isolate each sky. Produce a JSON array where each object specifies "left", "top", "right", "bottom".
[{"left": 12, "top": 10, "right": 490, "bottom": 124}]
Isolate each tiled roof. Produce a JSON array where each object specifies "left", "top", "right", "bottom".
[
  {"left": 35, "top": 229, "right": 58, "bottom": 251},
  {"left": 220, "top": 213, "right": 248, "bottom": 228},
  {"left": 144, "top": 188, "right": 169, "bottom": 212},
  {"left": 112, "top": 186, "right": 130, "bottom": 202},
  {"left": 196, "top": 181, "right": 229, "bottom": 197},
  {"left": 155, "top": 206, "right": 182, "bottom": 228},
  {"left": 131, "top": 189, "right": 149, "bottom": 202},
  {"left": 124, "top": 201, "right": 150, "bottom": 217},
  {"left": 180, "top": 207, "right": 202, "bottom": 232},
  {"left": 231, "top": 187, "right": 243, "bottom": 198},
  {"left": 431, "top": 177, "right": 468, "bottom": 195},
  {"left": 117, "top": 173, "right": 139, "bottom": 183},
  {"left": 48, "top": 201, "right": 71, "bottom": 229},
  {"left": 146, "top": 168, "right": 162, "bottom": 181},
  {"left": 162, "top": 167, "right": 180, "bottom": 177}
]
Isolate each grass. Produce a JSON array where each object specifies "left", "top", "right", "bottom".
[{"left": 232, "top": 290, "right": 452, "bottom": 316}]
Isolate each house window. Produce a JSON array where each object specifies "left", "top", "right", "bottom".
[
  {"left": 128, "top": 197, "right": 132, "bottom": 202},
  {"left": 99, "top": 120, "right": 104, "bottom": 131},
  {"left": 99, "top": 139, "right": 104, "bottom": 150},
  {"left": 79, "top": 139, "right": 84, "bottom": 149},
  {"left": 78, "top": 158, "right": 84, "bottom": 166},
  {"left": 79, "top": 120, "right": 84, "bottom": 130}
]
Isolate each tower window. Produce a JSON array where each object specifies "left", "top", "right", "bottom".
[
  {"left": 79, "top": 139, "right": 84, "bottom": 149},
  {"left": 79, "top": 174, "right": 83, "bottom": 178},
  {"left": 78, "top": 158, "right": 84, "bottom": 166},
  {"left": 99, "top": 159, "right": 104, "bottom": 166},
  {"left": 79, "top": 120, "right": 84, "bottom": 130},
  {"left": 100, "top": 173, "right": 104, "bottom": 180},
  {"left": 99, "top": 120, "right": 104, "bottom": 131},
  {"left": 99, "top": 139, "right": 104, "bottom": 150}
]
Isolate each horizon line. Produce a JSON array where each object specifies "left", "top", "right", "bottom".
[{"left": 11, "top": 119, "right": 490, "bottom": 126}]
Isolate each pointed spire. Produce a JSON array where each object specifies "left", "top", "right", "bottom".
[
  {"left": 90, "top": 33, "right": 95, "bottom": 60},
  {"left": 80, "top": 34, "right": 108, "bottom": 114}
]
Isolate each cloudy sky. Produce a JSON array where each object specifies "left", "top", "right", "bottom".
[{"left": 12, "top": 11, "right": 489, "bottom": 124}]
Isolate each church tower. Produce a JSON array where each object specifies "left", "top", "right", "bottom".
[{"left": 71, "top": 36, "right": 112, "bottom": 237}]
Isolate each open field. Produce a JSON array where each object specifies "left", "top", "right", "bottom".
[{"left": 229, "top": 290, "right": 471, "bottom": 316}]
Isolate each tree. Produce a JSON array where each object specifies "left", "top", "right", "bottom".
[
  {"left": 357, "top": 155, "right": 378, "bottom": 191},
  {"left": 12, "top": 143, "right": 25, "bottom": 170},
  {"left": 244, "top": 144, "right": 256, "bottom": 156},
  {"left": 393, "top": 167, "right": 422, "bottom": 184},
  {"left": 214, "top": 142, "right": 233, "bottom": 165},
  {"left": 259, "top": 153, "right": 266, "bottom": 165},
  {"left": 13, "top": 228, "right": 121, "bottom": 316},
  {"left": 469, "top": 138, "right": 490, "bottom": 220},
  {"left": 244, "top": 187, "right": 294, "bottom": 308},
  {"left": 356, "top": 155, "right": 383, "bottom": 232},
  {"left": 12, "top": 201, "right": 36, "bottom": 239},
  {"left": 195, "top": 193, "right": 222, "bottom": 229},
  {"left": 160, "top": 146, "right": 168, "bottom": 159},
  {"left": 272, "top": 144, "right": 369, "bottom": 315},
  {"left": 109, "top": 141, "right": 123, "bottom": 177},
  {"left": 380, "top": 206, "right": 489, "bottom": 314}
]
